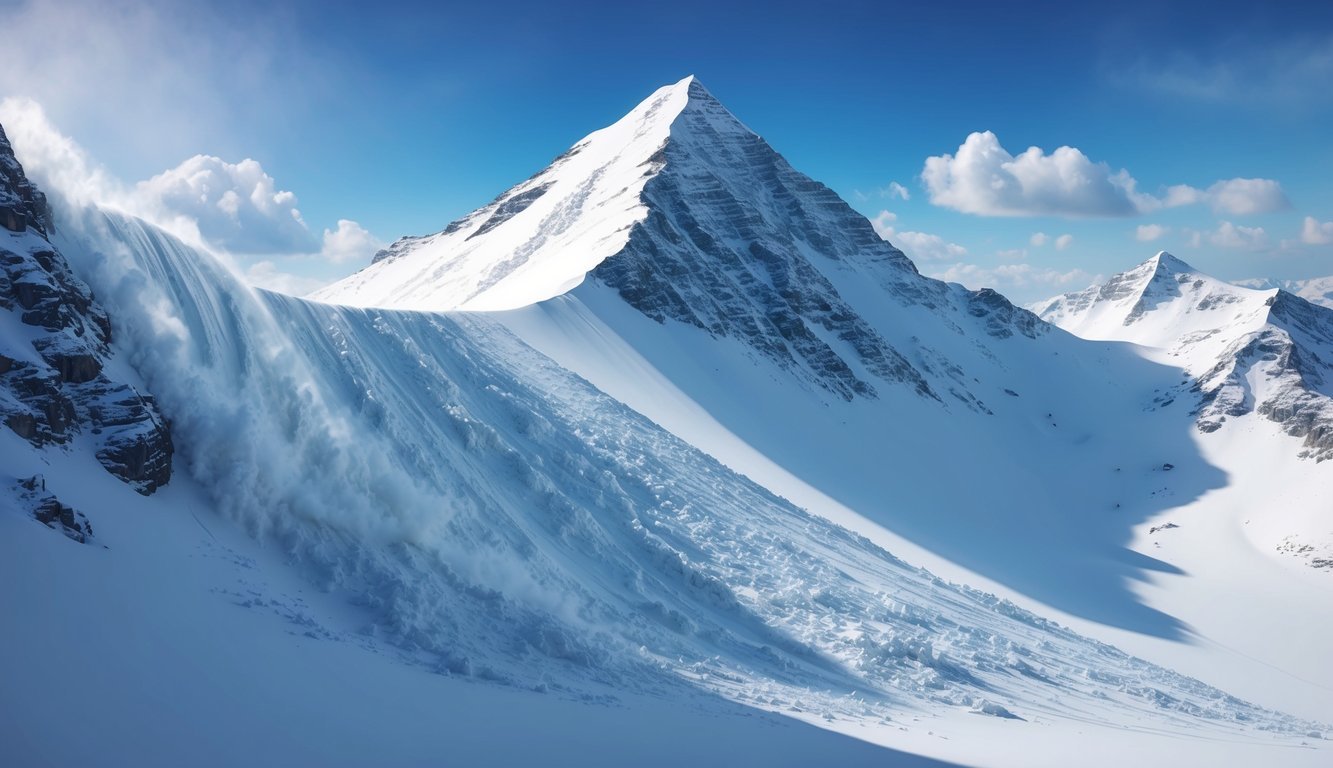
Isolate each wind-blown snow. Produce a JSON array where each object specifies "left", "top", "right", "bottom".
[{"left": 8, "top": 76, "right": 1333, "bottom": 766}]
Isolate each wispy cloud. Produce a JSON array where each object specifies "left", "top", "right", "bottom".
[
  {"left": 0, "top": 0, "right": 335, "bottom": 172},
  {"left": 871, "top": 210, "right": 967, "bottom": 261},
  {"left": 1188, "top": 221, "right": 1268, "bottom": 250},
  {"left": 1136, "top": 224, "right": 1168, "bottom": 242},
  {"left": 1302, "top": 216, "right": 1333, "bottom": 245},
  {"left": 927, "top": 261, "right": 1097, "bottom": 295},
  {"left": 1118, "top": 35, "right": 1333, "bottom": 108}
]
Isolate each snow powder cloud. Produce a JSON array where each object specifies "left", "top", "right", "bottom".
[{"left": 0, "top": 97, "right": 379, "bottom": 292}]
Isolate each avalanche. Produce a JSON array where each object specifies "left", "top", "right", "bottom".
[{"left": 4, "top": 77, "right": 1332, "bottom": 768}]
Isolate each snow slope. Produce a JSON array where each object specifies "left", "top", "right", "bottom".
[
  {"left": 317, "top": 79, "right": 1333, "bottom": 733},
  {"left": 2, "top": 192, "right": 1326, "bottom": 766},
  {"left": 315, "top": 77, "right": 697, "bottom": 311},
  {"left": 6, "top": 77, "right": 1333, "bottom": 766},
  {"left": 1033, "top": 252, "right": 1333, "bottom": 459}
]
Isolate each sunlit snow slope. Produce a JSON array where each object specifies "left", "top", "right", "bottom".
[
  {"left": 18, "top": 198, "right": 1321, "bottom": 766},
  {"left": 319, "top": 76, "right": 1229, "bottom": 635},
  {"left": 316, "top": 77, "right": 1333, "bottom": 731},
  {"left": 1035, "top": 252, "right": 1333, "bottom": 574}
]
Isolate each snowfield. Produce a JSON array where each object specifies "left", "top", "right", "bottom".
[{"left": 3, "top": 77, "right": 1332, "bottom": 767}]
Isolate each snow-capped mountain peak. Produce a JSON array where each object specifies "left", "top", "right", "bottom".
[
  {"left": 318, "top": 78, "right": 1048, "bottom": 403},
  {"left": 314, "top": 75, "right": 736, "bottom": 313},
  {"left": 1036, "top": 252, "right": 1333, "bottom": 459}
]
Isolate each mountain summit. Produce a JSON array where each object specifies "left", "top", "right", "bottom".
[{"left": 318, "top": 77, "right": 1041, "bottom": 401}]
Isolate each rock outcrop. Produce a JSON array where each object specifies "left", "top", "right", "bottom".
[
  {"left": 13, "top": 475, "right": 95, "bottom": 544},
  {"left": 0, "top": 122, "right": 172, "bottom": 493}
]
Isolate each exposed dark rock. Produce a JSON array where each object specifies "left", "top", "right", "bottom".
[
  {"left": 468, "top": 182, "right": 554, "bottom": 240},
  {"left": 0, "top": 124, "right": 52, "bottom": 236},
  {"left": 0, "top": 119, "right": 173, "bottom": 493},
  {"left": 591, "top": 82, "right": 947, "bottom": 402},
  {"left": 15, "top": 475, "right": 94, "bottom": 544}
]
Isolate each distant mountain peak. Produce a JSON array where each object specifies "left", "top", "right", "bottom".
[
  {"left": 1147, "top": 251, "right": 1195, "bottom": 275},
  {"left": 1037, "top": 251, "right": 1333, "bottom": 459}
]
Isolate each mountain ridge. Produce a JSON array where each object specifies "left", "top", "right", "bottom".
[
  {"left": 318, "top": 77, "right": 1045, "bottom": 404},
  {"left": 1036, "top": 251, "right": 1333, "bottom": 459}
]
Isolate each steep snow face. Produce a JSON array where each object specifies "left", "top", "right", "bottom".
[
  {"left": 47, "top": 207, "right": 1327, "bottom": 755},
  {"left": 318, "top": 77, "right": 1043, "bottom": 401},
  {"left": 1035, "top": 251, "right": 1333, "bottom": 459},
  {"left": 315, "top": 77, "right": 694, "bottom": 311}
]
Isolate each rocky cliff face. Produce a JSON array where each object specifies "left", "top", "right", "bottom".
[
  {"left": 590, "top": 80, "right": 936, "bottom": 401},
  {"left": 0, "top": 122, "right": 172, "bottom": 495}
]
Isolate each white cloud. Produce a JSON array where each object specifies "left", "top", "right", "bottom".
[
  {"left": 871, "top": 210, "right": 897, "bottom": 229},
  {"left": 320, "top": 219, "right": 385, "bottom": 264},
  {"left": 1200, "top": 178, "right": 1289, "bottom": 216},
  {"left": 922, "top": 131, "right": 1140, "bottom": 217},
  {"left": 928, "top": 262, "right": 1097, "bottom": 294},
  {"left": 1302, "top": 216, "right": 1333, "bottom": 245},
  {"left": 885, "top": 181, "right": 911, "bottom": 200},
  {"left": 871, "top": 210, "right": 967, "bottom": 261},
  {"left": 1136, "top": 224, "right": 1168, "bottom": 242},
  {"left": 1028, "top": 232, "right": 1072, "bottom": 250},
  {"left": 922, "top": 131, "right": 1288, "bottom": 218},
  {"left": 1208, "top": 221, "right": 1268, "bottom": 250},
  {"left": 134, "top": 155, "right": 316, "bottom": 254}
]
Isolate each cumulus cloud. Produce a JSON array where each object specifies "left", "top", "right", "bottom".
[
  {"left": 1030, "top": 232, "right": 1073, "bottom": 250},
  {"left": 922, "top": 132, "right": 1140, "bottom": 217},
  {"left": 922, "top": 131, "right": 1288, "bottom": 218},
  {"left": 1136, "top": 224, "right": 1168, "bottom": 242},
  {"left": 885, "top": 181, "right": 911, "bottom": 200},
  {"left": 1302, "top": 216, "right": 1333, "bottom": 245},
  {"left": 134, "top": 155, "right": 316, "bottom": 254},
  {"left": 320, "top": 219, "right": 385, "bottom": 264},
  {"left": 871, "top": 210, "right": 967, "bottom": 261}
]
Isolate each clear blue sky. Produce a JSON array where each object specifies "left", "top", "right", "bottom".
[{"left": 3, "top": 0, "right": 1331, "bottom": 300}]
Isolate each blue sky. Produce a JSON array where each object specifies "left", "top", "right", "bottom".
[{"left": 1, "top": 0, "right": 1331, "bottom": 301}]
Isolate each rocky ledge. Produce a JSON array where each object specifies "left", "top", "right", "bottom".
[{"left": 0, "top": 122, "right": 172, "bottom": 493}]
